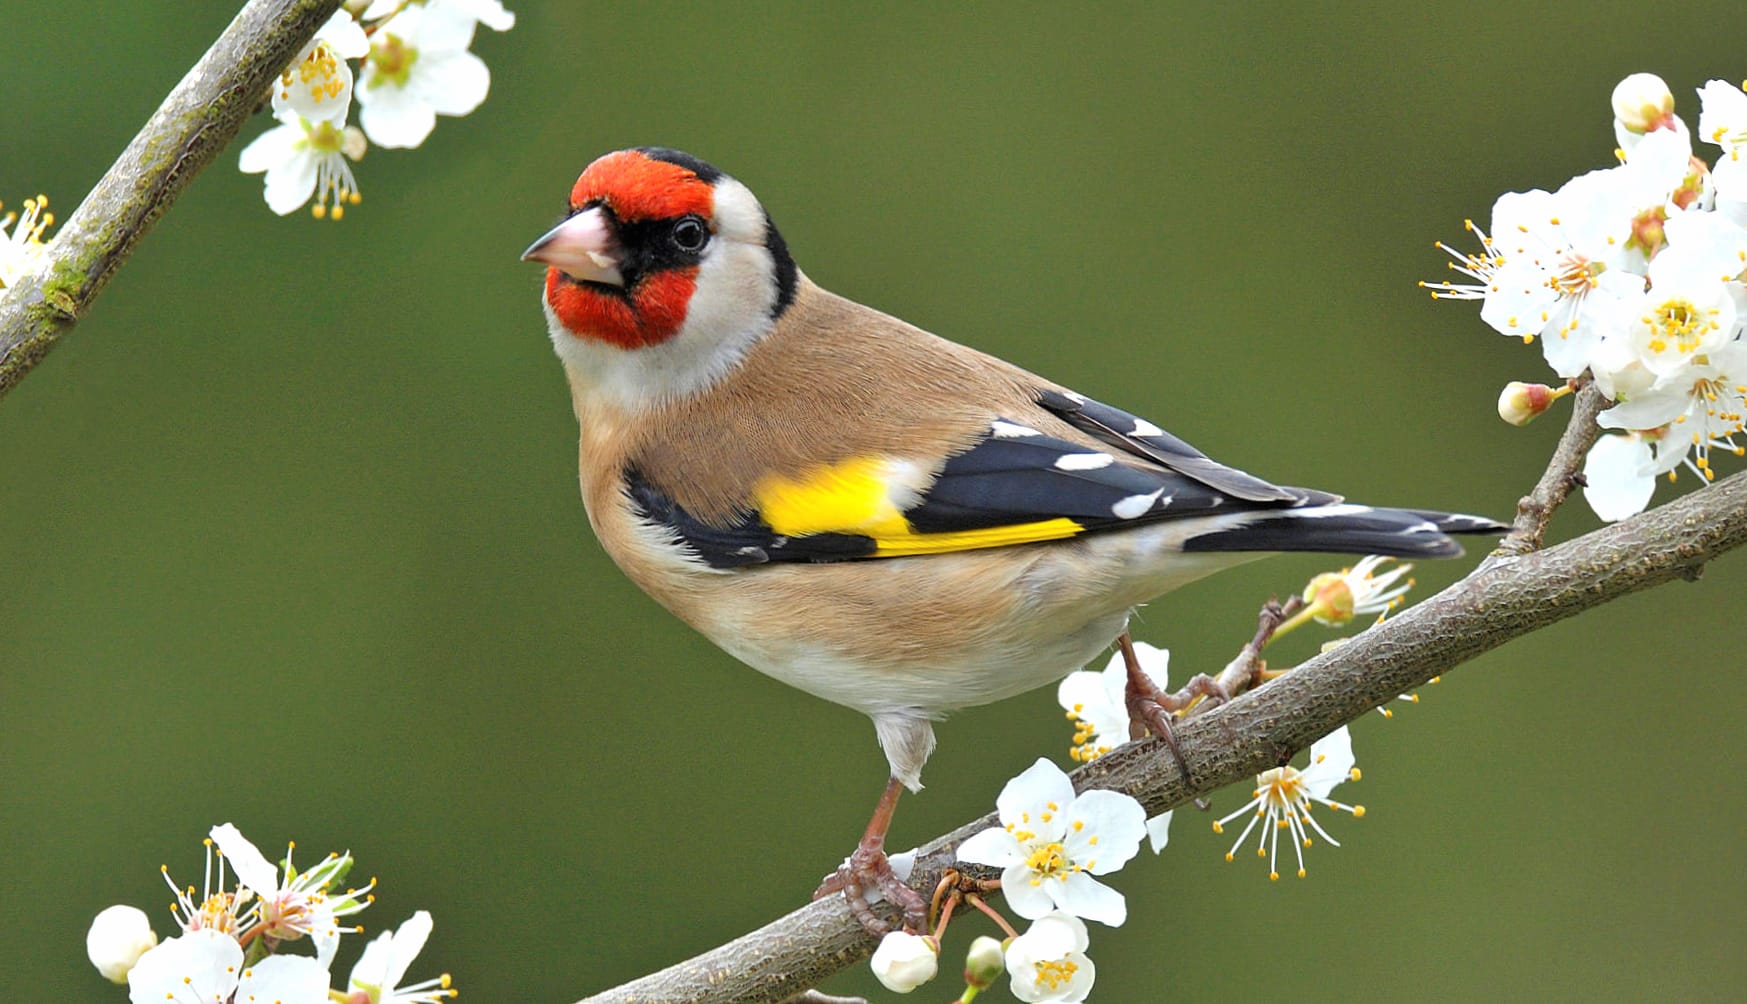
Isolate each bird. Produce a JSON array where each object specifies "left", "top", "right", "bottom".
[{"left": 522, "top": 146, "right": 1503, "bottom": 932}]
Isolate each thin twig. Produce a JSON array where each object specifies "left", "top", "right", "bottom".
[
  {"left": 1487, "top": 379, "right": 1608, "bottom": 561},
  {"left": 0, "top": 0, "right": 345, "bottom": 399},
  {"left": 576, "top": 469, "right": 1747, "bottom": 1004}
]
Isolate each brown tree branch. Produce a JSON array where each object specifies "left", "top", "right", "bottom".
[
  {"left": 577, "top": 468, "right": 1747, "bottom": 1004},
  {"left": 0, "top": 0, "right": 345, "bottom": 399},
  {"left": 1489, "top": 379, "right": 1608, "bottom": 560}
]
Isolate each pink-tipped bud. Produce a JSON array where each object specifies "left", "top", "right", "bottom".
[
  {"left": 1498, "top": 381, "right": 1559, "bottom": 426},
  {"left": 1612, "top": 72, "right": 1676, "bottom": 134}
]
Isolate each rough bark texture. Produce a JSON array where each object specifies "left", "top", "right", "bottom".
[
  {"left": 0, "top": 0, "right": 345, "bottom": 399},
  {"left": 578, "top": 469, "right": 1747, "bottom": 1004}
]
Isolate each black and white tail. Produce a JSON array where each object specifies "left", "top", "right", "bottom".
[{"left": 1180, "top": 503, "right": 1507, "bottom": 559}]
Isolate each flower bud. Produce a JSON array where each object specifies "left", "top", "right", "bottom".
[
  {"left": 1497, "top": 381, "right": 1558, "bottom": 426},
  {"left": 870, "top": 931, "right": 938, "bottom": 993},
  {"left": 1611, "top": 72, "right": 1676, "bottom": 134},
  {"left": 1301, "top": 571, "right": 1355, "bottom": 626},
  {"left": 86, "top": 905, "right": 157, "bottom": 984},
  {"left": 964, "top": 935, "right": 1005, "bottom": 990}
]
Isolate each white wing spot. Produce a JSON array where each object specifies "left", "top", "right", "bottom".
[
  {"left": 1131, "top": 418, "right": 1164, "bottom": 437},
  {"left": 1403, "top": 521, "right": 1439, "bottom": 534},
  {"left": 1112, "top": 489, "right": 1164, "bottom": 519},
  {"left": 991, "top": 419, "right": 1042, "bottom": 438},
  {"left": 1062, "top": 390, "right": 1087, "bottom": 403},
  {"left": 1055, "top": 452, "right": 1115, "bottom": 471},
  {"left": 1293, "top": 503, "right": 1370, "bottom": 519}
]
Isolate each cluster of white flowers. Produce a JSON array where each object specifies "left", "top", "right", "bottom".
[
  {"left": 1427, "top": 72, "right": 1747, "bottom": 521},
  {"left": 868, "top": 551, "right": 1417, "bottom": 998},
  {"left": 0, "top": 193, "right": 54, "bottom": 288},
  {"left": 85, "top": 823, "right": 454, "bottom": 1004},
  {"left": 240, "top": 0, "right": 515, "bottom": 219}
]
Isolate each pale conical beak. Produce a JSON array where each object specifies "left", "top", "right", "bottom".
[{"left": 521, "top": 207, "right": 625, "bottom": 286}]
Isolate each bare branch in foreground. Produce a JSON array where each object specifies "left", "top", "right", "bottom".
[
  {"left": 577, "top": 469, "right": 1747, "bottom": 1004},
  {"left": 0, "top": 0, "right": 344, "bottom": 400}
]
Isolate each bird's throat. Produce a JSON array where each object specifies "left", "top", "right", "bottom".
[{"left": 546, "top": 268, "right": 697, "bottom": 350}]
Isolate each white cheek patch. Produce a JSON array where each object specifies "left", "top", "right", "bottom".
[{"left": 710, "top": 179, "right": 768, "bottom": 243}]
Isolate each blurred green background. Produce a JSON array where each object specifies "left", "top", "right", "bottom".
[{"left": 4, "top": 2, "right": 1744, "bottom": 1001}]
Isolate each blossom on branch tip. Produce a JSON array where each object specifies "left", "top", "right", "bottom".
[
  {"left": 161, "top": 837, "right": 247, "bottom": 937},
  {"left": 956, "top": 759, "right": 1145, "bottom": 926},
  {"left": 869, "top": 931, "right": 938, "bottom": 993},
  {"left": 1213, "top": 725, "right": 1363, "bottom": 880},
  {"left": 277, "top": 8, "right": 369, "bottom": 123},
  {"left": 356, "top": 1, "right": 505, "bottom": 149},
  {"left": 208, "top": 822, "right": 372, "bottom": 961},
  {"left": 1005, "top": 911, "right": 1095, "bottom": 1003},
  {"left": 239, "top": 111, "right": 365, "bottom": 218},
  {"left": 1277, "top": 555, "right": 1413, "bottom": 634}
]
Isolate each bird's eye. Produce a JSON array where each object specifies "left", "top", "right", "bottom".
[{"left": 671, "top": 216, "right": 709, "bottom": 253}]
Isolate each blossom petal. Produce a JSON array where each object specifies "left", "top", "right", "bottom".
[
  {"left": 236, "top": 954, "right": 329, "bottom": 1004},
  {"left": 1000, "top": 862, "right": 1059, "bottom": 920},
  {"left": 209, "top": 823, "right": 279, "bottom": 897},
  {"left": 1582, "top": 434, "right": 1656, "bottom": 521},
  {"left": 127, "top": 930, "right": 242, "bottom": 1004},
  {"left": 358, "top": 82, "right": 438, "bottom": 148},
  {"left": 238, "top": 123, "right": 301, "bottom": 175},
  {"left": 262, "top": 150, "right": 321, "bottom": 215},
  {"left": 996, "top": 759, "right": 1075, "bottom": 837},
  {"left": 1299, "top": 725, "right": 1356, "bottom": 799},
  {"left": 1061, "top": 789, "right": 1145, "bottom": 874},
  {"left": 956, "top": 827, "right": 1024, "bottom": 869},
  {"left": 1051, "top": 871, "right": 1127, "bottom": 927},
  {"left": 381, "top": 911, "right": 432, "bottom": 990},
  {"left": 347, "top": 930, "right": 394, "bottom": 991},
  {"left": 1055, "top": 671, "right": 1108, "bottom": 716},
  {"left": 416, "top": 49, "right": 490, "bottom": 117},
  {"left": 1145, "top": 809, "right": 1173, "bottom": 854}
]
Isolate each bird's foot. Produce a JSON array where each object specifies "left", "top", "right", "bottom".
[
  {"left": 813, "top": 843, "right": 926, "bottom": 936},
  {"left": 1119, "top": 632, "right": 1232, "bottom": 788}
]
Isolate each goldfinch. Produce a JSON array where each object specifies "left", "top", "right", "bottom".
[{"left": 523, "top": 147, "right": 1503, "bottom": 928}]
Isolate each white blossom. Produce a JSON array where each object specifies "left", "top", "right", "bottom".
[
  {"left": 348, "top": 911, "right": 456, "bottom": 1003},
  {"left": 1005, "top": 911, "right": 1095, "bottom": 1003},
  {"left": 356, "top": 1, "right": 506, "bottom": 148},
  {"left": 239, "top": 111, "right": 365, "bottom": 218},
  {"left": 0, "top": 193, "right": 53, "bottom": 288},
  {"left": 1698, "top": 79, "right": 1747, "bottom": 202},
  {"left": 868, "top": 931, "right": 938, "bottom": 993},
  {"left": 956, "top": 759, "right": 1145, "bottom": 926},
  {"left": 1213, "top": 725, "right": 1364, "bottom": 880}
]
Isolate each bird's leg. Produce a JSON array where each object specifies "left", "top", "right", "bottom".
[
  {"left": 1120, "top": 631, "right": 1230, "bottom": 786},
  {"left": 811, "top": 775, "right": 927, "bottom": 935}
]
